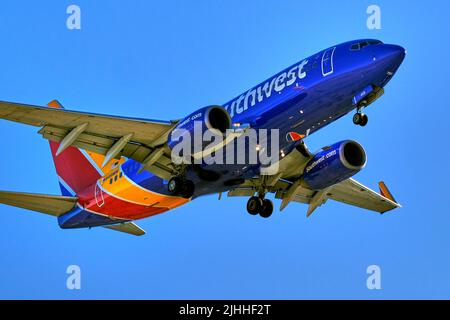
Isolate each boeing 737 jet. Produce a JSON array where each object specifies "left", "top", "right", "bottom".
[{"left": 0, "top": 39, "right": 405, "bottom": 236}]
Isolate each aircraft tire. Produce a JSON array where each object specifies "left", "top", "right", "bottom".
[
  {"left": 360, "top": 114, "right": 368, "bottom": 126},
  {"left": 168, "top": 177, "right": 182, "bottom": 195},
  {"left": 353, "top": 113, "right": 362, "bottom": 125},
  {"left": 181, "top": 180, "right": 195, "bottom": 198},
  {"left": 247, "top": 196, "right": 263, "bottom": 215},
  {"left": 260, "top": 199, "right": 274, "bottom": 218}
]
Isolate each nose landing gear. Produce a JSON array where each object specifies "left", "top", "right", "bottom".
[
  {"left": 353, "top": 112, "right": 368, "bottom": 127},
  {"left": 353, "top": 103, "right": 369, "bottom": 127},
  {"left": 247, "top": 195, "right": 274, "bottom": 218}
]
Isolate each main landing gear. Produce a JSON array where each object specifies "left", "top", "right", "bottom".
[
  {"left": 168, "top": 177, "right": 195, "bottom": 198},
  {"left": 247, "top": 196, "right": 274, "bottom": 218},
  {"left": 353, "top": 103, "right": 369, "bottom": 127}
]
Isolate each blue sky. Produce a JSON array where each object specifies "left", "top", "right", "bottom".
[{"left": 0, "top": 0, "right": 448, "bottom": 299}]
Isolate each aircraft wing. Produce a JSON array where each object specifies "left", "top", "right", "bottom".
[
  {"left": 0, "top": 100, "right": 178, "bottom": 179},
  {"left": 228, "top": 177, "right": 400, "bottom": 216},
  {"left": 228, "top": 141, "right": 401, "bottom": 216}
]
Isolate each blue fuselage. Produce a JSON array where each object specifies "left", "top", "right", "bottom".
[{"left": 123, "top": 39, "right": 406, "bottom": 198}]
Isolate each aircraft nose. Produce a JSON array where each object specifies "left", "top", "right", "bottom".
[
  {"left": 389, "top": 44, "right": 406, "bottom": 65},
  {"left": 375, "top": 44, "right": 406, "bottom": 70}
]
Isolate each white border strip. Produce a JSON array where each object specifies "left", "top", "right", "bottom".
[
  {"left": 58, "top": 176, "right": 77, "bottom": 196},
  {"left": 79, "top": 148, "right": 105, "bottom": 176}
]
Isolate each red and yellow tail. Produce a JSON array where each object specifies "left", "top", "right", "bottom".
[{"left": 46, "top": 100, "right": 106, "bottom": 196}]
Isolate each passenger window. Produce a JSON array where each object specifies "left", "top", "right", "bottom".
[
  {"left": 109, "top": 179, "right": 113, "bottom": 184},
  {"left": 119, "top": 172, "right": 123, "bottom": 178},
  {"left": 114, "top": 176, "right": 118, "bottom": 182}
]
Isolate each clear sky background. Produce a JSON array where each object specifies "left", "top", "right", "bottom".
[{"left": 0, "top": 0, "right": 448, "bottom": 299}]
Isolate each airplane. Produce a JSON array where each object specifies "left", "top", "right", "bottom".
[{"left": 0, "top": 39, "right": 405, "bottom": 236}]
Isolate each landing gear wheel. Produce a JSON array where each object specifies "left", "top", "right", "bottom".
[
  {"left": 260, "top": 199, "right": 274, "bottom": 218},
  {"left": 247, "top": 196, "right": 263, "bottom": 215},
  {"left": 353, "top": 113, "right": 362, "bottom": 125},
  {"left": 353, "top": 112, "right": 368, "bottom": 126},
  {"left": 359, "top": 114, "right": 368, "bottom": 127},
  {"left": 168, "top": 177, "right": 195, "bottom": 198},
  {"left": 168, "top": 177, "right": 182, "bottom": 195},
  {"left": 181, "top": 180, "right": 195, "bottom": 198}
]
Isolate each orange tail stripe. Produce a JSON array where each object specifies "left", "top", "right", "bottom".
[{"left": 100, "top": 171, "right": 188, "bottom": 209}]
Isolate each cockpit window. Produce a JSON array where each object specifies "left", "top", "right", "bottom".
[
  {"left": 350, "top": 40, "right": 383, "bottom": 51},
  {"left": 360, "top": 42, "right": 369, "bottom": 49}
]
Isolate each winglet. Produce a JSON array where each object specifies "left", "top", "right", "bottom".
[
  {"left": 379, "top": 181, "right": 398, "bottom": 203},
  {"left": 47, "top": 100, "right": 64, "bottom": 109}
]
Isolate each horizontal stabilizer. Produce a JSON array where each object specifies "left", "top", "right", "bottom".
[
  {"left": 0, "top": 191, "right": 78, "bottom": 216},
  {"left": 103, "top": 222, "right": 146, "bottom": 236}
]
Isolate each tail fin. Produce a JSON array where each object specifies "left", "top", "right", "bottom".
[{"left": 46, "top": 100, "right": 105, "bottom": 196}]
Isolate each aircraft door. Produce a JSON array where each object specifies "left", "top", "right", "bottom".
[
  {"left": 322, "top": 47, "right": 336, "bottom": 76},
  {"left": 95, "top": 181, "right": 105, "bottom": 207}
]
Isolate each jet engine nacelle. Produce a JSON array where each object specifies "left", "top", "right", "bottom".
[
  {"left": 302, "top": 140, "right": 367, "bottom": 190},
  {"left": 168, "top": 106, "right": 232, "bottom": 157}
]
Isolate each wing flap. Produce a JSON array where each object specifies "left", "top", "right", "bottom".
[
  {"left": 1, "top": 100, "right": 178, "bottom": 179},
  {"left": 0, "top": 191, "right": 78, "bottom": 216},
  {"left": 0, "top": 101, "right": 173, "bottom": 146},
  {"left": 328, "top": 179, "right": 400, "bottom": 213},
  {"left": 40, "top": 125, "right": 152, "bottom": 161},
  {"left": 228, "top": 188, "right": 255, "bottom": 197},
  {"left": 229, "top": 176, "right": 399, "bottom": 215}
]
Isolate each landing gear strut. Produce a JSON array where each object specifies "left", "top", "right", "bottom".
[
  {"left": 168, "top": 177, "right": 195, "bottom": 198},
  {"left": 247, "top": 195, "right": 273, "bottom": 218},
  {"left": 353, "top": 104, "right": 369, "bottom": 127}
]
